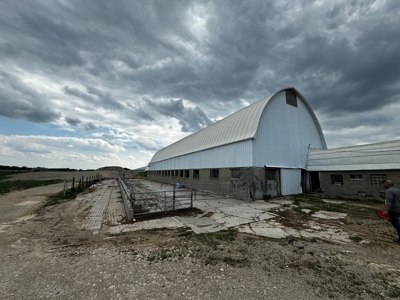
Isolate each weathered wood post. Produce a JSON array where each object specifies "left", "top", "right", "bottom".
[
  {"left": 72, "top": 177, "right": 75, "bottom": 192},
  {"left": 191, "top": 187, "right": 194, "bottom": 209},
  {"left": 173, "top": 184, "right": 176, "bottom": 210}
]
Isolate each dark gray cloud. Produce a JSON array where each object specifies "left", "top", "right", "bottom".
[
  {"left": 65, "top": 117, "right": 81, "bottom": 126},
  {"left": 84, "top": 122, "right": 97, "bottom": 131},
  {"left": 0, "top": 0, "right": 399, "bottom": 150},
  {"left": 0, "top": 71, "right": 61, "bottom": 123},
  {"left": 143, "top": 98, "right": 213, "bottom": 132}
]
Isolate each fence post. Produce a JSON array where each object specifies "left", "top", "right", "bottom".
[
  {"left": 190, "top": 188, "right": 194, "bottom": 209},
  {"left": 173, "top": 185, "right": 176, "bottom": 210},
  {"left": 63, "top": 178, "right": 66, "bottom": 196},
  {"left": 164, "top": 191, "right": 167, "bottom": 213},
  {"left": 129, "top": 188, "right": 135, "bottom": 220},
  {"left": 72, "top": 177, "right": 75, "bottom": 192}
]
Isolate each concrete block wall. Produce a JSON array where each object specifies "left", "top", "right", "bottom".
[
  {"left": 319, "top": 170, "right": 400, "bottom": 200},
  {"left": 147, "top": 167, "right": 267, "bottom": 201}
]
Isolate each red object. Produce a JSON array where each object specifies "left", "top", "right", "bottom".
[{"left": 376, "top": 210, "right": 390, "bottom": 220}]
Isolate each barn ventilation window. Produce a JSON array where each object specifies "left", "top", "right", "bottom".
[
  {"left": 286, "top": 90, "right": 297, "bottom": 107},
  {"left": 184, "top": 170, "right": 189, "bottom": 178},
  {"left": 231, "top": 168, "right": 240, "bottom": 179},
  {"left": 193, "top": 169, "right": 199, "bottom": 179},
  {"left": 370, "top": 174, "right": 387, "bottom": 186},
  {"left": 330, "top": 174, "right": 343, "bottom": 185},
  {"left": 210, "top": 169, "right": 219, "bottom": 179},
  {"left": 349, "top": 174, "right": 363, "bottom": 180}
]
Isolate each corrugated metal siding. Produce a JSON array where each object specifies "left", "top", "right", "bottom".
[
  {"left": 150, "top": 87, "right": 327, "bottom": 165},
  {"left": 281, "top": 169, "right": 302, "bottom": 195},
  {"left": 150, "top": 94, "right": 272, "bottom": 164},
  {"left": 253, "top": 91, "right": 326, "bottom": 168},
  {"left": 148, "top": 140, "right": 253, "bottom": 170},
  {"left": 307, "top": 140, "right": 400, "bottom": 171}
]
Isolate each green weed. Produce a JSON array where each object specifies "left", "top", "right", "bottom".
[{"left": 43, "top": 186, "right": 84, "bottom": 207}]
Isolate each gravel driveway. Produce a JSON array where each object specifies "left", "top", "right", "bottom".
[{"left": 1, "top": 172, "right": 400, "bottom": 299}]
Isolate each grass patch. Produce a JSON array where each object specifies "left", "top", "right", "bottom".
[
  {"left": 291, "top": 197, "right": 348, "bottom": 214},
  {"left": 0, "top": 179, "right": 62, "bottom": 195},
  {"left": 0, "top": 170, "right": 27, "bottom": 181},
  {"left": 350, "top": 235, "right": 363, "bottom": 243},
  {"left": 389, "top": 288, "right": 400, "bottom": 298},
  {"left": 293, "top": 197, "right": 301, "bottom": 205},
  {"left": 194, "top": 229, "right": 237, "bottom": 247},
  {"left": 43, "top": 187, "right": 84, "bottom": 207},
  {"left": 222, "top": 256, "right": 249, "bottom": 267}
]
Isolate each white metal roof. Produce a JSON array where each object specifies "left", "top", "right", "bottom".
[
  {"left": 307, "top": 139, "right": 400, "bottom": 171},
  {"left": 150, "top": 87, "right": 326, "bottom": 164}
]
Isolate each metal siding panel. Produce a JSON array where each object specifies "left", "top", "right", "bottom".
[
  {"left": 253, "top": 91, "right": 325, "bottom": 168},
  {"left": 148, "top": 140, "right": 253, "bottom": 170},
  {"left": 281, "top": 169, "right": 302, "bottom": 195},
  {"left": 307, "top": 140, "right": 400, "bottom": 171}
]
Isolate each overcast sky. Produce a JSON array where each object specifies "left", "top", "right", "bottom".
[{"left": 1, "top": 0, "right": 399, "bottom": 170}]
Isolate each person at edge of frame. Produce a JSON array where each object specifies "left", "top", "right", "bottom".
[{"left": 382, "top": 180, "right": 400, "bottom": 244}]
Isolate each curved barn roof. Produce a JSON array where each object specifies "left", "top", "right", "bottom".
[{"left": 150, "top": 87, "right": 326, "bottom": 164}]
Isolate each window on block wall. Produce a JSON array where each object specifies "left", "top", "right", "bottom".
[
  {"left": 330, "top": 174, "right": 343, "bottom": 185},
  {"left": 210, "top": 169, "right": 219, "bottom": 179},
  {"left": 370, "top": 174, "right": 387, "bottom": 186}
]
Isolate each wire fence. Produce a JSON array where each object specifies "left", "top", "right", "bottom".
[{"left": 118, "top": 176, "right": 194, "bottom": 221}]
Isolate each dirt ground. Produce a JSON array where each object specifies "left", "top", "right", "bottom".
[{"left": 1, "top": 171, "right": 400, "bottom": 300}]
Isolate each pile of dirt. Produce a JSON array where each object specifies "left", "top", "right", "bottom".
[{"left": 97, "top": 166, "right": 129, "bottom": 172}]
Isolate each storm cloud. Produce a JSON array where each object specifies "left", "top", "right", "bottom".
[{"left": 0, "top": 0, "right": 399, "bottom": 168}]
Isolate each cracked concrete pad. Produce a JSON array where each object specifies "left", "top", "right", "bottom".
[
  {"left": 312, "top": 211, "right": 347, "bottom": 219},
  {"left": 238, "top": 221, "right": 294, "bottom": 238},
  {"left": 322, "top": 199, "right": 344, "bottom": 204},
  {"left": 270, "top": 199, "right": 293, "bottom": 205},
  {"left": 194, "top": 199, "right": 244, "bottom": 211},
  {"left": 176, "top": 214, "right": 227, "bottom": 234},
  {"left": 246, "top": 202, "right": 281, "bottom": 210},
  {"left": 108, "top": 217, "right": 184, "bottom": 235},
  {"left": 218, "top": 205, "right": 266, "bottom": 218},
  {"left": 216, "top": 216, "right": 254, "bottom": 228}
]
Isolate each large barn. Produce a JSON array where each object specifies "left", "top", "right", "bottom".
[{"left": 147, "top": 87, "right": 327, "bottom": 200}]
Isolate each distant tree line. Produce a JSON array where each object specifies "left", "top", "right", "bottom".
[{"left": 0, "top": 165, "right": 94, "bottom": 172}]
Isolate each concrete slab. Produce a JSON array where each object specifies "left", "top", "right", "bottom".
[
  {"left": 238, "top": 221, "right": 294, "bottom": 238},
  {"left": 270, "top": 199, "right": 293, "bottom": 205},
  {"left": 312, "top": 211, "right": 347, "bottom": 219},
  {"left": 176, "top": 214, "right": 227, "bottom": 234},
  {"left": 108, "top": 217, "right": 184, "bottom": 234},
  {"left": 322, "top": 199, "right": 344, "bottom": 204},
  {"left": 76, "top": 179, "right": 351, "bottom": 244}
]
